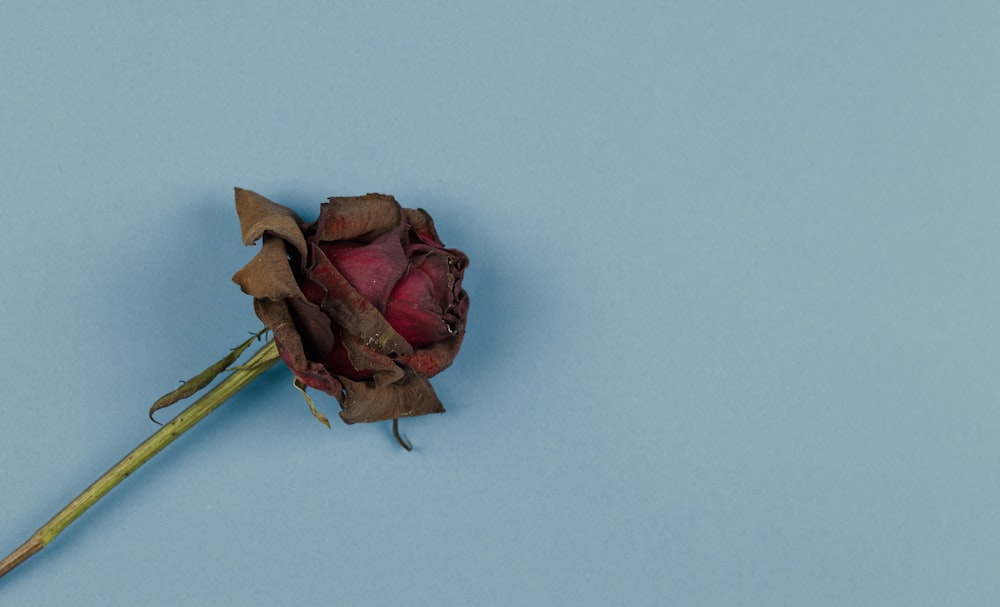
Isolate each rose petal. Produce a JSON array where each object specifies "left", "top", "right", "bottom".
[
  {"left": 404, "top": 208, "right": 444, "bottom": 247},
  {"left": 320, "top": 224, "right": 408, "bottom": 311},
  {"left": 314, "top": 194, "right": 402, "bottom": 243},
  {"left": 414, "top": 249, "right": 468, "bottom": 313},
  {"left": 401, "top": 324, "right": 466, "bottom": 378},
  {"left": 254, "top": 298, "right": 343, "bottom": 396},
  {"left": 320, "top": 335, "right": 373, "bottom": 381},
  {"left": 234, "top": 188, "right": 307, "bottom": 257},
  {"left": 399, "top": 288, "right": 468, "bottom": 378},
  {"left": 307, "top": 242, "right": 414, "bottom": 358},
  {"left": 337, "top": 330, "right": 400, "bottom": 379},
  {"left": 338, "top": 370, "right": 445, "bottom": 424},
  {"left": 286, "top": 296, "right": 336, "bottom": 361},
  {"left": 383, "top": 267, "right": 453, "bottom": 348},
  {"left": 233, "top": 236, "right": 306, "bottom": 300}
]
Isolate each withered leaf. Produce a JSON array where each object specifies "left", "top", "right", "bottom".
[{"left": 148, "top": 329, "right": 266, "bottom": 422}]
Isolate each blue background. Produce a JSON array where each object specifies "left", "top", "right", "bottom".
[{"left": 1, "top": 2, "right": 998, "bottom": 605}]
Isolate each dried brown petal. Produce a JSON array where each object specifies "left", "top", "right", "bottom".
[
  {"left": 233, "top": 236, "right": 306, "bottom": 300},
  {"left": 338, "top": 329, "right": 397, "bottom": 372},
  {"left": 254, "top": 298, "right": 343, "bottom": 395},
  {"left": 404, "top": 207, "right": 445, "bottom": 247},
  {"left": 234, "top": 188, "right": 308, "bottom": 257},
  {"left": 339, "top": 371, "right": 445, "bottom": 424},
  {"left": 314, "top": 194, "right": 402, "bottom": 243},
  {"left": 286, "top": 297, "right": 336, "bottom": 361}
]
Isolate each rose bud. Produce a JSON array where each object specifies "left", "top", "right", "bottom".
[{"left": 232, "top": 188, "right": 469, "bottom": 426}]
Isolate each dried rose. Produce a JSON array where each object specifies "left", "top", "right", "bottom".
[
  {"left": 232, "top": 188, "right": 469, "bottom": 426},
  {"left": 0, "top": 189, "right": 470, "bottom": 580}
]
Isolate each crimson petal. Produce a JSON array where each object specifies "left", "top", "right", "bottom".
[
  {"left": 384, "top": 267, "right": 453, "bottom": 349},
  {"left": 320, "top": 224, "right": 408, "bottom": 311}
]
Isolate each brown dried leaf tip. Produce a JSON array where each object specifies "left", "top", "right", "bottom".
[{"left": 232, "top": 188, "right": 469, "bottom": 427}]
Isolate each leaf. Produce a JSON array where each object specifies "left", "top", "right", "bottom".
[
  {"left": 293, "top": 377, "right": 331, "bottom": 428},
  {"left": 148, "top": 329, "right": 267, "bottom": 423}
]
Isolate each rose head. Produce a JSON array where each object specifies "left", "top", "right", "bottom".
[{"left": 232, "top": 188, "right": 469, "bottom": 424}]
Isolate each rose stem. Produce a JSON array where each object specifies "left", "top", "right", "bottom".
[{"left": 0, "top": 339, "right": 281, "bottom": 582}]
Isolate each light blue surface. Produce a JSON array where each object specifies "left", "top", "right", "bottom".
[{"left": 2, "top": 2, "right": 999, "bottom": 605}]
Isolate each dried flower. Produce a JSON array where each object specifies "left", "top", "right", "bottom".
[
  {"left": 0, "top": 187, "right": 472, "bottom": 582},
  {"left": 232, "top": 188, "right": 469, "bottom": 425}
]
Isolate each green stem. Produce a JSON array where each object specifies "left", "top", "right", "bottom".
[{"left": 0, "top": 339, "right": 280, "bottom": 581}]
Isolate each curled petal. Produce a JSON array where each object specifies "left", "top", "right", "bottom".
[
  {"left": 233, "top": 236, "right": 306, "bottom": 300},
  {"left": 338, "top": 330, "right": 402, "bottom": 380},
  {"left": 286, "top": 297, "right": 336, "bottom": 361},
  {"left": 399, "top": 290, "right": 468, "bottom": 378},
  {"left": 339, "top": 370, "right": 445, "bottom": 424},
  {"left": 234, "top": 188, "right": 307, "bottom": 257},
  {"left": 314, "top": 194, "right": 402, "bottom": 243},
  {"left": 254, "top": 298, "right": 343, "bottom": 395},
  {"left": 410, "top": 248, "right": 468, "bottom": 314},
  {"left": 401, "top": 328, "right": 466, "bottom": 378},
  {"left": 404, "top": 208, "right": 444, "bottom": 247}
]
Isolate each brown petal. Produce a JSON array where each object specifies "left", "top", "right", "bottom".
[
  {"left": 234, "top": 188, "right": 308, "bottom": 257},
  {"left": 308, "top": 242, "right": 414, "bottom": 358},
  {"left": 314, "top": 194, "right": 402, "bottom": 243},
  {"left": 286, "top": 296, "right": 337, "bottom": 361},
  {"left": 404, "top": 207, "right": 444, "bottom": 247},
  {"left": 339, "top": 330, "right": 402, "bottom": 377},
  {"left": 254, "top": 298, "right": 344, "bottom": 396},
  {"left": 338, "top": 370, "right": 445, "bottom": 424},
  {"left": 232, "top": 236, "right": 305, "bottom": 300}
]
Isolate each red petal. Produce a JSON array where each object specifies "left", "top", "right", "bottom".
[
  {"left": 384, "top": 268, "right": 452, "bottom": 349},
  {"left": 306, "top": 242, "right": 414, "bottom": 358},
  {"left": 319, "top": 225, "right": 407, "bottom": 311},
  {"left": 321, "top": 338, "right": 373, "bottom": 381}
]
